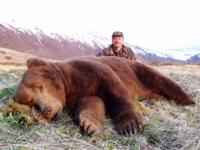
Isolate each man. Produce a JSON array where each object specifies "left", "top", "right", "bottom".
[{"left": 97, "top": 31, "right": 136, "bottom": 60}]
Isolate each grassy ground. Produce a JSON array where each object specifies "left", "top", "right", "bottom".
[{"left": 0, "top": 64, "right": 200, "bottom": 150}]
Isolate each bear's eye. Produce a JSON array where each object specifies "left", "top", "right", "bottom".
[
  {"left": 38, "top": 86, "right": 43, "bottom": 91},
  {"left": 29, "top": 99, "right": 34, "bottom": 104}
]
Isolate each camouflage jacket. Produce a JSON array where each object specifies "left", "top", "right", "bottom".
[{"left": 97, "top": 44, "right": 136, "bottom": 60}]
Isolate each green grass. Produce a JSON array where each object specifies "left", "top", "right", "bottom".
[
  {"left": 180, "top": 107, "right": 200, "bottom": 126},
  {"left": 143, "top": 130, "right": 160, "bottom": 146},
  {"left": 0, "top": 85, "right": 17, "bottom": 103},
  {"left": 0, "top": 110, "right": 34, "bottom": 131},
  {"left": 5, "top": 114, "right": 21, "bottom": 130},
  {"left": 119, "top": 136, "right": 137, "bottom": 146},
  {"left": 0, "top": 85, "right": 23, "bottom": 130},
  {"left": 143, "top": 119, "right": 162, "bottom": 146},
  {"left": 0, "top": 113, "right": 21, "bottom": 130}
]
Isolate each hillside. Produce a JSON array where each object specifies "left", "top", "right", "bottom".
[
  {"left": 0, "top": 24, "right": 101, "bottom": 60},
  {"left": 0, "top": 47, "right": 34, "bottom": 66},
  {"left": 0, "top": 23, "right": 200, "bottom": 63}
]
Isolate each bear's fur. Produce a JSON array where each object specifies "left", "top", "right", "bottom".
[{"left": 15, "top": 56, "right": 195, "bottom": 135}]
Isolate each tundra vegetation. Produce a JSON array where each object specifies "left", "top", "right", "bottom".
[{"left": 0, "top": 64, "right": 199, "bottom": 150}]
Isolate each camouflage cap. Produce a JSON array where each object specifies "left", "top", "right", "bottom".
[{"left": 112, "top": 31, "right": 124, "bottom": 37}]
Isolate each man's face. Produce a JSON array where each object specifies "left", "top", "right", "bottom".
[{"left": 112, "top": 36, "right": 123, "bottom": 49}]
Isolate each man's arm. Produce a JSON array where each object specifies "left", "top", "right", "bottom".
[
  {"left": 127, "top": 47, "right": 136, "bottom": 60},
  {"left": 97, "top": 47, "right": 115, "bottom": 57},
  {"left": 132, "top": 50, "right": 136, "bottom": 60}
]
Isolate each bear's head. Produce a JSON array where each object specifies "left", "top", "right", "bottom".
[{"left": 15, "top": 58, "right": 66, "bottom": 120}]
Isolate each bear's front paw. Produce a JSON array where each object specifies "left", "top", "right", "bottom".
[
  {"left": 114, "top": 111, "right": 146, "bottom": 135},
  {"left": 79, "top": 111, "right": 103, "bottom": 136}
]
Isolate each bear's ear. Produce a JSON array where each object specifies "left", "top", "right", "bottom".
[{"left": 27, "top": 58, "right": 46, "bottom": 68}]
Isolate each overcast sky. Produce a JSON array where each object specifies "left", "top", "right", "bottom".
[{"left": 0, "top": 0, "right": 199, "bottom": 49}]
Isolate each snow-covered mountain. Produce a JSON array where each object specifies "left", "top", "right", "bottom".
[
  {"left": 129, "top": 45, "right": 200, "bottom": 63},
  {"left": 187, "top": 54, "right": 200, "bottom": 63},
  {"left": 0, "top": 23, "right": 200, "bottom": 63}
]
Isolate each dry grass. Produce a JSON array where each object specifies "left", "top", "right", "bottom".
[
  {"left": 0, "top": 47, "right": 54, "bottom": 71},
  {"left": 0, "top": 64, "right": 200, "bottom": 150},
  {"left": 0, "top": 47, "right": 30, "bottom": 66}
]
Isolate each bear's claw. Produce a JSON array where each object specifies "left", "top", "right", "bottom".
[
  {"left": 114, "top": 111, "right": 146, "bottom": 135},
  {"left": 79, "top": 111, "right": 102, "bottom": 136}
]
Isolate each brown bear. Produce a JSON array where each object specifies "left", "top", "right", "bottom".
[{"left": 14, "top": 56, "right": 195, "bottom": 135}]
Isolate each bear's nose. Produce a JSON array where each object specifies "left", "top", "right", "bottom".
[{"left": 55, "top": 107, "right": 63, "bottom": 119}]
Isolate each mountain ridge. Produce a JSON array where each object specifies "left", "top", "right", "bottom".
[{"left": 0, "top": 23, "right": 199, "bottom": 63}]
